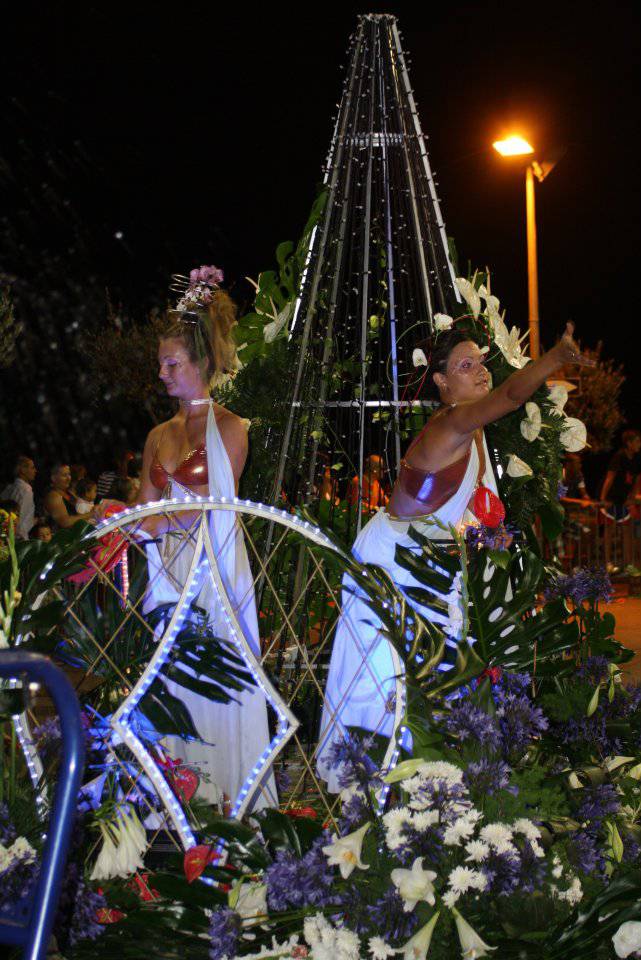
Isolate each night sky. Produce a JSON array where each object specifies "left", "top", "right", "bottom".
[{"left": 1, "top": 2, "right": 639, "bottom": 475}]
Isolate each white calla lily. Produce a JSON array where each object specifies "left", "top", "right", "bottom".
[
  {"left": 397, "top": 911, "right": 440, "bottom": 960},
  {"left": 520, "top": 401, "right": 542, "bottom": 442},
  {"left": 560, "top": 416, "right": 587, "bottom": 452},
  {"left": 455, "top": 278, "right": 481, "bottom": 319},
  {"left": 412, "top": 348, "right": 428, "bottom": 368},
  {"left": 433, "top": 313, "right": 454, "bottom": 331},
  {"left": 547, "top": 383, "right": 569, "bottom": 412},
  {"left": 322, "top": 822, "right": 370, "bottom": 879},
  {"left": 506, "top": 454, "right": 533, "bottom": 478},
  {"left": 391, "top": 856, "right": 438, "bottom": 911},
  {"left": 452, "top": 908, "right": 496, "bottom": 958}
]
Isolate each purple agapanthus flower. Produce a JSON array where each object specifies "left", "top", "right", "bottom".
[
  {"left": 567, "top": 831, "right": 604, "bottom": 876},
  {"left": 326, "top": 733, "right": 381, "bottom": 790},
  {"left": 68, "top": 879, "right": 107, "bottom": 946},
  {"left": 557, "top": 482, "right": 569, "bottom": 499},
  {"left": 339, "top": 792, "right": 370, "bottom": 833},
  {"left": 496, "top": 694, "right": 548, "bottom": 758},
  {"left": 545, "top": 567, "right": 613, "bottom": 605},
  {"left": 464, "top": 758, "right": 513, "bottom": 797},
  {"left": 445, "top": 703, "right": 502, "bottom": 754},
  {"left": 465, "top": 522, "right": 518, "bottom": 551},
  {"left": 576, "top": 656, "right": 610, "bottom": 685},
  {"left": 265, "top": 835, "right": 335, "bottom": 911},
  {"left": 482, "top": 848, "right": 521, "bottom": 897},
  {"left": 365, "top": 887, "right": 420, "bottom": 942},
  {"left": 209, "top": 908, "right": 242, "bottom": 960},
  {"left": 577, "top": 784, "right": 620, "bottom": 826},
  {"left": 0, "top": 856, "right": 39, "bottom": 915},
  {"left": 518, "top": 840, "right": 548, "bottom": 892},
  {"left": 0, "top": 803, "right": 17, "bottom": 845}
]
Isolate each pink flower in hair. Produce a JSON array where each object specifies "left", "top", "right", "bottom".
[{"left": 189, "top": 264, "right": 224, "bottom": 287}]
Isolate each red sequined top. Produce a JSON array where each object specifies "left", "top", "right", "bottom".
[{"left": 150, "top": 445, "right": 208, "bottom": 490}]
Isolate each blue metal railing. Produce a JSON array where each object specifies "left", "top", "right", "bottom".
[{"left": 0, "top": 652, "right": 85, "bottom": 960}]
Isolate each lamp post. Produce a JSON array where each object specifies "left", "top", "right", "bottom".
[{"left": 493, "top": 135, "right": 551, "bottom": 359}]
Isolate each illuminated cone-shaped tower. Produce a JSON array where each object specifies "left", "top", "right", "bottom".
[
  {"left": 271, "top": 12, "right": 460, "bottom": 536},
  {"left": 253, "top": 14, "right": 463, "bottom": 812}
]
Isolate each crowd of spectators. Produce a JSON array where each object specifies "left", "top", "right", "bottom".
[{"left": 0, "top": 448, "right": 143, "bottom": 542}]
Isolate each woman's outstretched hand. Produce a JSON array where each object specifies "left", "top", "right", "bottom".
[{"left": 554, "top": 322, "right": 596, "bottom": 367}]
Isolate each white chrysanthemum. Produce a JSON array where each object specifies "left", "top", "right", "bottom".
[
  {"left": 8, "top": 837, "right": 37, "bottom": 864},
  {"left": 448, "top": 865, "right": 488, "bottom": 895},
  {"left": 417, "top": 761, "right": 465, "bottom": 784},
  {"left": 369, "top": 935, "right": 395, "bottom": 959},
  {"left": 442, "top": 889, "right": 459, "bottom": 908},
  {"left": 530, "top": 840, "right": 545, "bottom": 858},
  {"left": 444, "top": 816, "right": 477, "bottom": 847},
  {"left": 551, "top": 855, "right": 564, "bottom": 879},
  {"left": 513, "top": 818, "right": 542, "bottom": 841},
  {"left": 465, "top": 840, "right": 490, "bottom": 863},
  {"left": 494, "top": 839, "right": 518, "bottom": 856},
  {"left": 480, "top": 822, "right": 514, "bottom": 848},
  {"left": 557, "top": 876, "right": 583, "bottom": 906},
  {"left": 411, "top": 810, "right": 441, "bottom": 832}
]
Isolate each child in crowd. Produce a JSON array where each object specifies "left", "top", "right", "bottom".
[
  {"left": 75, "top": 478, "right": 98, "bottom": 516},
  {"left": 30, "top": 520, "right": 53, "bottom": 542}
]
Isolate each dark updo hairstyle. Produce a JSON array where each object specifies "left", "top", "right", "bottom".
[
  {"left": 419, "top": 328, "right": 476, "bottom": 399},
  {"left": 162, "top": 290, "right": 239, "bottom": 384}
]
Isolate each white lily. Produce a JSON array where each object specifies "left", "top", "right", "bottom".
[
  {"left": 506, "top": 454, "right": 533, "bottom": 478},
  {"left": 451, "top": 908, "right": 496, "bottom": 958},
  {"left": 433, "top": 313, "right": 454, "bottom": 331},
  {"left": 322, "top": 823, "right": 370, "bottom": 879},
  {"left": 397, "top": 911, "right": 440, "bottom": 960},
  {"left": 612, "top": 920, "right": 641, "bottom": 958},
  {"left": 90, "top": 826, "right": 120, "bottom": 881},
  {"left": 495, "top": 323, "right": 530, "bottom": 368},
  {"left": 547, "top": 382, "right": 569, "bottom": 412},
  {"left": 520, "top": 401, "right": 542, "bottom": 442},
  {"left": 391, "top": 856, "right": 437, "bottom": 911},
  {"left": 455, "top": 278, "right": 481, "bottom": 319},
  {"left": 91, "top": 805, "right": 146, "bottom": 881},
  {"left": 412, "top": 348, "right": 428, "bottom": 368},
  {"left": 560, "top": 416, "right": 587, "bottom": 452}
]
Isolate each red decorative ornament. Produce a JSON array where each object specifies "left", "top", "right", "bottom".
[{"left": 472, "top": 485, "right": 506, "bottom": 528}]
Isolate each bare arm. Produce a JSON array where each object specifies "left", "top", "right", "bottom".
[
  {"left": 600, "top": 471, "right": 616, "bottom": 503},
  {"left": 448, "top": 323, "right": 593, "bottom": 438},
  {"left": 43, "top": 491, "right": 86, "bottom": 529}
]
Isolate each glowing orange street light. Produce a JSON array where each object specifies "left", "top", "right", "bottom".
[
  {"left": 493, "top": 134, "right": 553, "bottom": 359},
  {"left": 492, "top": 136, "right": 534, "bottom": 157}
]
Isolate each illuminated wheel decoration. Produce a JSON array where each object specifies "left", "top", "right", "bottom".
[{"left": 17, "top": 496, "right": 405, "bottom": 864}]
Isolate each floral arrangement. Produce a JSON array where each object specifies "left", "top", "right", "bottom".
[
  {"left": 175, "top": 265, "right": 225, "bottom": 312},
  {"left": 430, "top": 274, "right": 588, "bottom": 539}
]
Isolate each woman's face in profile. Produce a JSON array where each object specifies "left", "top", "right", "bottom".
[
  {"left": 437, "top": 340, "right": 490, "bottom": 403},
  {"left": 158, "top": 338, "right": 204, "bottom": 400}
]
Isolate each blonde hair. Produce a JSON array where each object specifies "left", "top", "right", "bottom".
[{"left": 162, "top": 289, "right": 239, "bottom": 385}]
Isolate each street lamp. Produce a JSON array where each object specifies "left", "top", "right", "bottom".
[{"left": 493, "top": 135, "right": 556, "bottom": 360}]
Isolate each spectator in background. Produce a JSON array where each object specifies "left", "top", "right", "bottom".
[
  {"left": 563, "top": 452, "right": 591, "bottom": 500},
  {"left": 69, "top": 463, "right": 87, "bottom": 499},
  {"left": 600, "top": 429, "right": 641, "bottom": 519},
  {"left": 111, "top": 476, "right": 138, "bottom": 505},
  {"left": 30, "top": 520, "right": 52, "bottom": 542},
  {"left": 75, "top": 477, "right": 98, "bottom": 516},
  {"left": 43, "top": 463, "right": 85, "bottom": 529},
  {"left": 347, "top": 454, "right": 389, "bottom": 512},
  {"left": 97, "top": 449, "right": 133, "bottom": 500},
  {"left": 126, "top": 453, "right": 143, "bottom": 501},
  {"left": 0, "top": 454, "right": 36, "bottom": 539}
]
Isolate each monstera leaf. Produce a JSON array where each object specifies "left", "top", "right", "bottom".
[{"left": 52, "top": 552, "right": 255, "bottom": 740}]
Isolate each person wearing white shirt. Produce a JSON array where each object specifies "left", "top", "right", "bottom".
[{"left": 0, "top": 455, "right": 36, "bottom": 539}]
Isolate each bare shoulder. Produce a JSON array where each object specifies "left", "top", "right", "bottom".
[{"left": 215, "top": 406, "right": 250, "bottom": 445}]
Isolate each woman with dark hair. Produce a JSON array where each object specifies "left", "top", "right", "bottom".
[
  {"left": 135, "top": 265, "right": 275, "bottom": 813},
  {"left": 318, "top": 322, "right": 593, "bottom": 790}
]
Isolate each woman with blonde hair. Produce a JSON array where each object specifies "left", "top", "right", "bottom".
[{"left": 135, "top": 265, "right": 275, "bottom": 812}]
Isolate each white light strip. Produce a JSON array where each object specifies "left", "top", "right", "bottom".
[{"left": 290, "top": 400, "right": 435, "bottom": 409}]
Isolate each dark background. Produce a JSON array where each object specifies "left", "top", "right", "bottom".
[{"left": 1, "top": 1, "right": 639, "bottom": 489}]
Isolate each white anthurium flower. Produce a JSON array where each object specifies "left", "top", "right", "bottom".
[
  {"left": 495, "top": 324, "right": 530, "bottom": 368},
  {"left": 547, "top": 382, "right": 569, "bottom": 412},
  {"left": 412, "top": 348, "right": 428, "bottom": 368},
  {"left": 451, "top": 908, "right": 497, "bottom": 958},
  {"left": 233, "top": 881, "right": 268, "bottom": 922},
  {"left": 391, "top": 856, "right": 438, "bottom": 912},
  {"left": 612, "top": 920, "right": 641, "bottom": 958},
  {"left": 322, "top": 822, "right": 370, "bottom": 879},
  {"left": 506, "top": 454, "right": 534, "bottom": 479},
  {"left": 397, "top": 911, "right": 440, "bottom": 960},
  {"left": 455, "top": 278, "right": 481, "bottom": 319},
  {"left": 263, "top": 301, "right": 293, "bottom": 343},
  {"left": 560, "top": 416, "right": 587, "bottom": 452},
  {"left": 433, "top": 313, "right": 454, "bottom": 331},
  {"left": 520, "top": 401, "right": 542, "bottom": 442},
  {"left": 89, "top": 826, "right": 120, "bottom": 881}
]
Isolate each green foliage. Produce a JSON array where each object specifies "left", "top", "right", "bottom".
[{"left": 483, "top": 765, "right": 571, "bottom": 823}]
